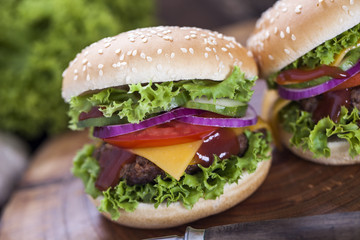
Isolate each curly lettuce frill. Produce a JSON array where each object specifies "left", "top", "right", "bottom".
[
  {"left": 68, "top": 66, "right": 256, "bottom": 129},
  {"left": 72, "top": 130, "right": 271, "bottom": 220},
  {"left": 280, "top": 103, "right": 360, "bottom": 158}
]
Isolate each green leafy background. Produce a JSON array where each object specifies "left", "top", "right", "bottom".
[{"left": 0, "top": 0, "right": 155, "bottom": 142}]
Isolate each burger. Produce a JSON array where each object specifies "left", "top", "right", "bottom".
[
  {"left": 248, "top": 0, "right": 360, "bottom": 165},
  {"left": 62, "top": 26, "right": 272, "bottom": 228}
]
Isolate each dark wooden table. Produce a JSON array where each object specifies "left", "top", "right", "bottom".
[{"left": 1, "top": 22, "right": 360, "bottom": 240}]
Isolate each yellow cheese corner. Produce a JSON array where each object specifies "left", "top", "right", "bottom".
[{"left": 129, "top": 140, "right": 203, "bottom": 180}]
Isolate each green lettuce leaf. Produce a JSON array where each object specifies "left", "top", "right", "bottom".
[
  {"left": 72, "top": 144, "right": 101, "bottom": 198},
  {"left": 72, "top": 130, "right": 271, "bottom": 220},
  {"left": 279, "top": 103, "right": 360, "bottom": 158},
  {"left": 181, "top": 66, "right": 256, "bottom": 103},
  {"left": 68, "top": 66, "right": 255, "bottom": 129}
]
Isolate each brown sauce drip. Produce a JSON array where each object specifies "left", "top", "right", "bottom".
[
  {"left": 312, "top": 88, "right": 352, "bottom": 123},
  {"left": 193, "top": 128, "right": 240, "bottom": 167},
  {"left": 95, "top": 146, "right": 136, "bottom": 191},
  {"left": 277, "top": 65, "right": 349, "bottom": 85}
]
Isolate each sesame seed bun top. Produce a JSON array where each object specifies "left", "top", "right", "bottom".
[
  {"left": 62, "top": 26, "right": 257, "bottom": 102},
  {"left": 247, "top": 0, "right": 360, "bottom": 78}
]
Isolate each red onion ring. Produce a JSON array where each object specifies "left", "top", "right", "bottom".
[
  {"left": 278, "top": 60, "right": 360, "bottom": 100},
  {"left": 93, "top": 108, "right": 205, "bottom": 138},
  {"left": 177, "top": 105, "right": 258, "bottom": 127}
]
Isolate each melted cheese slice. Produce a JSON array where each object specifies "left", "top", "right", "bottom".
[
  {"left": 130, "top": 140, "right": 202, "bottom": 180},
  {"left": 129, "top": 119, "right": 271, "bottom": 180},
  {"left": 331, "top": 42, "right": 360, "bottom": 66}
]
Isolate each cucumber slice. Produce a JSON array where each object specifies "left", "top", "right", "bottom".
[
  {"left": 77, "top": 115, "right": 126, "bottom": 128},
  {"left": 184, "top": 98, "right": 247, "bottom": 117}
]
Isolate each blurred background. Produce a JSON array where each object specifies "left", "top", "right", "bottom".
[{"left": 0, "top": 0, "right": 276, "bottom": 214}]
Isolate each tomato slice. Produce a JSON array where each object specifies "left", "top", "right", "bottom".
[
  {"left": 330, "top": 72, "right": 360, "bottom": 91},
  {"left": 103, "top": 120, "right": 218, "bottom": 148}
]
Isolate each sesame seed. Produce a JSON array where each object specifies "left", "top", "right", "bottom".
[
  {"left": 157, "top": 49, "right": 162, "bottom": 54},
  {"left": 132, "top": 50, "right": 137, "bottom": 56},
  {"left": 247, "top": 51, "right": 253, "bottom": 57},
  {"left": 189, "top": 48, "right": 194, "bottom": 54},
  {"left": 104, "top": 43, "right": 111, "bottom": 48},
  {"left": 171, "top": 52, "right": 175, "bottom": 58},
  {"left": 190, "top": 34, "right": 197, "bottom": 38},
  {"left": 127, "top": 50, "right": 132, "bottom": 56},
  {"left": 129, "top": 38, "right": 135, "bottom": 42},
  {"left": 282, "top": 7, "right": 287, "bottom": 12},
  {"left": 215, "top": 55, "right": 219, "bottom": 61},
  {"left": 86, "top": 74, "right": 90, "bottom": 81},
  {"left": 213, "top": 48, "right": 217, "bottom": 53},
  {"left": 180, "top": 48, "right": 187, "bottom": 53},
  {"left": 82, "top": 65, "right": 86, "bottom": 72},
  {"left": 74, "top": 69, "right": 78, "bottom": 74},
  {"left": 115, "top": 49, "right": 121, "bottom": 54},
  {"left": 98, "top": 49, "right": 103, "bottom": 54},
  {"left": 142, "top": 38, "right": 148, "bottom": 43},
  {"left": 286, "top": 26, "right": 290, "bottom": 34},
  {"left": 265, "top": 31, "right": 270, "bottom": 39},
  {"left": 274, "top": 27, "right": 278, "bottom": 34},
  {"left": 280, "top": 31, "right": 285, "bottom": 39},
  {"left": 82, "top": 58, "right": 88, "bottom": 64},
  {"left": 74, "top": 75, "right": 78, "bottom": 81},
  {"left": 112, "top": 63, "right": 117, "bottom": 68},
  {"left": 295, "top": 5, "right": 302, "bottom": 13},
  {"left": 268, "top": 54, "right": 274, "bottom": 60},
  {"left": 291, "top": 34, "right": 296, "bottom": 41},
  {"left": 99, "top": 70, "right": 103, "bottom": 76},
  {"left": 146, "top": 56, "right": 152, "bottom": 62},
  {"left": 284, "top": 48, "right": 290, "bottom": 54},
  {"left": 140, "top": 52, "right": 146, "bottom": 59},
  {"left": 270, "top": 18, "right": 275, "bottom": 24},
  {"left": 84, "top": 51, "right": 89, "bottom": 56},
  {"left": 98, "top": 64, "right": 103, "bottom": 69},
  {"left": 205, "top": 47, "right": 211, "bottom": 52},
  {"left": 120, "top": 62, "right": 127, "bottom": 66},
  {"left": 204, "top": 52, "right": 209, "bottom": 58},
  {"left": 119, "top": 54, "right": 125, "bottom": 61},
  {"left": 221, "top": 47, "right": 227, "bottom": 52},
  {"left": 228, "top": 52, "right": 233, "bottom": 59}
]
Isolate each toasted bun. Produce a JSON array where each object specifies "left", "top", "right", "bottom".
[
  {"left": 62, "top": 26, "right": 257, "bottom": 102},
  {"left": 247, "top": 0, "right": 360, "bottom": 77},
  {"left": 90, "top": 159, "right": 271, "bottom": 229},
  {"left": 279, "top": 127, "right": 360, "bottom": 165}
]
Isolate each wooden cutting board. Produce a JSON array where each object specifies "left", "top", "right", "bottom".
[{"left": 2, "top": 22, "right": 360, "bottom": 240}]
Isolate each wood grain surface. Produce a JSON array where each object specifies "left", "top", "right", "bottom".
[{"left": 1, "top": 130, "right": 360, "bottom": 240}]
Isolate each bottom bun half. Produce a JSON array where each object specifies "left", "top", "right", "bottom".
[
  {"left": 89, "top": 159, "right": 271, "bottom": 229},
  {"left": 279, "top": 127, "right": 360, "bottom": 165}
]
